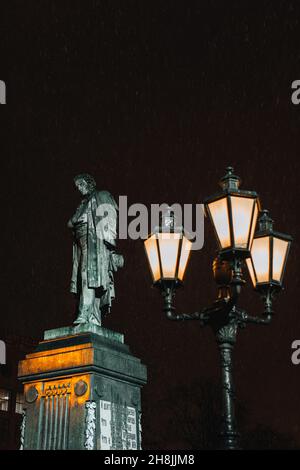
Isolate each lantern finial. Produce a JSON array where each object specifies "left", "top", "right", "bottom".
[
  {"left": 258, "top": 210, "right": 274, "bottom": 231},
  {"left": 219, "top": 166, "right": 241, "bottom": 191},
  {"left": 160, "top": 206, "right": 176, "bottom": 231}
]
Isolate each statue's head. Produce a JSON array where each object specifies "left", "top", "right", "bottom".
[{"left": 74, "top": 174, "right": 96, "bottom": 196}]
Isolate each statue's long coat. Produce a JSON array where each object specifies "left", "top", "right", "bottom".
[{"left": 70, "top": 190, "right": 121, "bottom": 308}]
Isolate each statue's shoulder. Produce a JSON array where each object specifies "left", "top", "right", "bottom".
[
  {"left": 97, "top": 189, "right": 112, "bottom": 199},
  {"left": 95, "top": 190, "right": 118, "bottom": 208}
]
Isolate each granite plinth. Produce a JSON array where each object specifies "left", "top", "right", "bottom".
[{"left": 18, "top": 325, "right": 147, "bottom": 450}]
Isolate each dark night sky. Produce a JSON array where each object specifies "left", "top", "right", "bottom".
[{"left": 1, "top": 1, "right": 300, "bottom": 449}]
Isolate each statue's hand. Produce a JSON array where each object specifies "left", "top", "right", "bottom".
[
  {"left": 110, "top": 252, "right": 125, "bottom": 271},
  {"left": 67, "top": 219, "right": 74, "bottom": 228}
]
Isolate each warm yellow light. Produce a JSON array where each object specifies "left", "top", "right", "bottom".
[
  {"left": 157, "top": 233, "right": 180, "bottom": 278},
  {"left": 208, "top": 198, "right": 231, "bottom": 248},
  {"left": 246, "top": 258, "right": 256, "bottom": 287},
  {"left": 18, "top": 344, "right": 94, "bottom": 377},
  {"left": 249, "top": 202, "right": 259, "bottom": 248},
  {"left": 177, "top": 236, "right": 192, "bottom": 281},
  {"left": 251, "top": 236, "right": 270, "bottom": 283},
  {"left": 231, "top": 196, "right": 255, "bottom": 248},
  {"left": 273, "top": 238, "right": 289, "bottom": 282},
  {"left": 144, "top": 235, "right": 161, "bottom": 282}
]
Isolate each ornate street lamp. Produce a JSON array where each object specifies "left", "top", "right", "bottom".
[{"left": 144, "top": 167, "right": 292, "bottom": 450}]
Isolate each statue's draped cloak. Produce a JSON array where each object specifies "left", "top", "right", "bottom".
[{"left": 70, "top": 190, "right": 120, "bottom": 311}]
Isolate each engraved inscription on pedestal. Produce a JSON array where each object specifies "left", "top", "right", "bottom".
[
  {"left": 98, "top": 400, "right": 138, "bottom": 450},
  {"left": 98, "top": 401, "right": 112, "bottom": 449}
]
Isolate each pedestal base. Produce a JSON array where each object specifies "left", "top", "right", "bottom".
[{"left": 18, "top": 325, "right": 147, "bottom": 450}]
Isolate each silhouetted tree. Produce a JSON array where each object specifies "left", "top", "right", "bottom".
[
  {"left": 156, "top": 379, "right": 299, "bottom": 450},
  {"left": 242, "top": 424, "right": 299, "bottom": 450}
]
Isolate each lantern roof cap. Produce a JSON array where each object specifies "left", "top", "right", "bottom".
[
  {"left": 258, "top": 210, "right": 274, "bottom": 231},
  {"left": 255, "top": 209, "right": 293, "bottom": 241},
  {"left": 160, "top": 206, "right": 177, "bottom": 231},
  {"left": 204, "top": 167, "right": 259, "bottom": 205},
  {"left": 219, "top": 166, "right": 241, "bottom": 191},
  {"left": 147, "top": 205, "right": 193, "bottom": 240}
]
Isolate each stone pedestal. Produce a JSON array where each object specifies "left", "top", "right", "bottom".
[{"left": 18, "top": 325, "right": 147, "bottom": 450}]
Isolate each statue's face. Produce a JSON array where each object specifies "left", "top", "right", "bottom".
[{"left": 75, "top": 179, "right": 90, "bottom": 196}]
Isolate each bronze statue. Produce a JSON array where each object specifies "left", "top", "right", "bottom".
[{"left": 68, "top": 174, "right": 124, "bottom": 326}]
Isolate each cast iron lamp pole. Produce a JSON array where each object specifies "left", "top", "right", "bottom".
[{"left": 144, "top": 167, "right": 292, "bottom": 450}]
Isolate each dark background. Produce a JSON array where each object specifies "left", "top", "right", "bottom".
[{"left": 1, "top": 0, "right": 300, "bottom": 448}]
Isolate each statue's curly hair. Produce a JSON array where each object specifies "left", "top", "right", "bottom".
[{"left": 74, "top": 173, "right": 97, "bottom": 192}]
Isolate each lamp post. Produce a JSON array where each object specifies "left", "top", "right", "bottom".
[{"left": 144, "top": 167, "right": 292, "bottom": 450}]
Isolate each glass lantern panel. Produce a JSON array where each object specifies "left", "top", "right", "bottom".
[
  {"left": 157, "top": 232, "right": 181, "bottom": 279},
  {"left": 272, "top": 237, "right": 289, "bottom": 282},
  {"left": 177, "top": 236, "right": 192, "bottom": 281},
  {"left": 249, "top": 201, "right": 259, "bottom": 248},
  {"left": 246, "top": 258, "right": 256, "bottom": 287},
  {"left": 144, "top": 234, "right": 161, "bottom": 282},
  {"left": 208, "top": 197, "right": 231, "bottom": 248},
  {"left": 251, "top": 236, "right": 270, "bottom": 283},
  {"left": 231, "top": 196, "right": 255, "bottom": 249}
]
